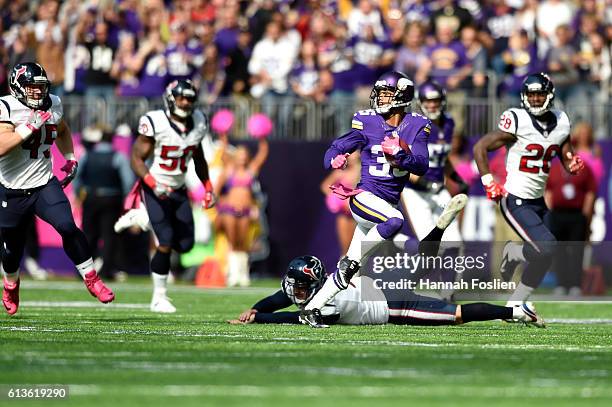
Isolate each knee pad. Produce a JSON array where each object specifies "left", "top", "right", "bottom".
[
  {"left": 377, "top": 217, "right": 403, "bottom": 239},
  {"left": 173, "top": 237, "right": 194, "bottom": 253}
]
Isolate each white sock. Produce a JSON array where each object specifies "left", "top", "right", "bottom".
[
  {"left": 512, "top": 306, "right": 524, "bottom": 319},
  {"left": 75, "top": 258, "right": 94, "bottom": 278},
  {"left": 237, "top": 252, "right": 250, "bottom": 287},
  {"left": 226, "top": 251, "right": 239, "bottom": 287},
  {"left": 508, "top": 282, "right": 534, "bottom": 303},
  {"left": 152, "top": 272, "right": 168, "bottom": 297},
  {"left": 305, "top": 276, "right": 342, "bottom": 310}
]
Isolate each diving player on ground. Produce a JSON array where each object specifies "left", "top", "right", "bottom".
[
  {"left": 230, "top": 255, "right": 544, "bottom": 327},
  {"left": 473, "top": 73, "right": 584, "bottom": 305},
  {"left": 0, "top": 62, "right": 115, "bottom": 315},
  {"left": 131, "top": 80, "right": 215, "bottom": 313}
]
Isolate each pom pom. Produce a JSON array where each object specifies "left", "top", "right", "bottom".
[
  {"left": 247, "top": 113, "right": 273, "bottom": 139},
  {"left": 211, "top": 109, "right": 234, "bottom": 134}
]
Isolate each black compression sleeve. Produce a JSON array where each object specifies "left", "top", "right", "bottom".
[
  {"left": 252, "top": 290, "right": 294, "bottom": 313},
  {"left": 461, "top": 303, "right": 513, "bottom": 322},
  {"left": 254, "top": 312, "right": 300, "bottom": 324}
]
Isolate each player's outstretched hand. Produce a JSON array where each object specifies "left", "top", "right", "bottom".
[
  {"left": 59, "top": 160, "right": 78, "bottom": 189},
  {"left": 567, "top": 152, "right": 584, "bottom": 175},
  {"left": 331, "top": 153, "right": 349, "bottom": 170},
  {"left": 381, "top": 136, "right": 401, "bottom": 156},
  {"left": 228, "top": 309, "right": 257, "bottom": 324},
  {"left": 203, "top": 179, "right": 216, "bottom": 209}
]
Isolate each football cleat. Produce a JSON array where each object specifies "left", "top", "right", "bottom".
[
  {"left": 114, "top": 208, "right": 151, "bottom": 233},
  {"left": 299, "top": 308, "right": 329, "bottom": 328},
  {"left": 436, "top": 194, "right": 467, "bottom": 230},
  {"left": 2, "top": 278, "right": 20, "bottom": 315},
  {"left": 500, "top": 241, "right": 523, "bottom": 282},
  {"left": 150, "top": 295, "right": 176, "bottom": 313},
  {"left": 515, "top": 302, "right": 545, "bottom": 328},
  {"left": 333, "top": 256, "right": 360, "bottom": 290},
  {"left": 84, "top": 271, "right": 115, "bottom": 303}
]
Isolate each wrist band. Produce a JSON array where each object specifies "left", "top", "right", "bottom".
[{"left": 481, "top": 174, "right": 494, "bottom": 186}]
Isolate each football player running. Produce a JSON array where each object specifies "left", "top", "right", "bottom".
[
  {"left": 400, "top": 81, "right": 468, "bottom": 245},
  {"left": 473, "top": 73, "right": 584, "bottom": 306},
  {"left": 0, "top": 62, "right": 115, "bottom": 315},
  {"left": 300, "top": 71, "right": 435, "bottom": 328},
  {"left": 230, "top": 255, "right": 544, "bottom": 327},
  {"left": 131, "top": 80, "right": 215, "bottom": 313}
]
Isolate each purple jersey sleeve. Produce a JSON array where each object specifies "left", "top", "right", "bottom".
[
  {"left": 394, "top": 126, "right": 430, "bottom": 175},
  {"left": 323, "top": 128, "right": 367, "bottom": 170}
]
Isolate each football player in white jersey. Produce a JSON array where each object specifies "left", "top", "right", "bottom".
[
  {"left": 0, "top": 63, "right": 115, "bottom": 315},
  {"left": 229, "top": 255, "right": 544, "bottom": 327},
  {"left": 131, "top": 80, "right": 215, "bottom": 313},
  {"left": 473, "top": 73, "right": 584, "bottom": 305}
]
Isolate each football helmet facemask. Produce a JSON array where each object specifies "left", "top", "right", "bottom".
[
  {"left": 282, "top": 255, "right": 326, "bottom": 307},
  {"left": 369, "top": 71, "right": 414, "bottom": 115},
  {"left": 164, "top": 79, "right": 198, "bottom": 119},
  {"left": 520, "top": 73, "right": 555, "bottom": 116},
  {"left": 417, "top": 80, "right": 447, "bottom": 120},
  {"left": 9, "top": 62, "right": 51, "bottom": 110}
]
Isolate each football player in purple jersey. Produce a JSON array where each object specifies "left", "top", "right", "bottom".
[{"left": 300, "top": 71, "right": 433, "bottom": 327}]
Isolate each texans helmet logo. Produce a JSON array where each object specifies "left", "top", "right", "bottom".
[
  {"left": 302, "top": 266, "right": 318, "bottom": 280},
  {"left": 13, "top": 66, "right": 27, "bottom": 85}
]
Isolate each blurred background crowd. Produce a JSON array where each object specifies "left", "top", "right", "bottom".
[{"left": 0, "top": 0, "right": 611, "bottom": 139}]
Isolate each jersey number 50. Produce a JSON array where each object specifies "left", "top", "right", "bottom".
[
  {"left": 159, "top": 145, "right": 197, "bottom": 172},
  {"left": 519, "top": 143, "right": 560, "bottom": 174}
]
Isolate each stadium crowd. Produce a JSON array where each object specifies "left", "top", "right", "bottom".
[{"left": 0, "top": 0, "right": 610, "bottom": 136}]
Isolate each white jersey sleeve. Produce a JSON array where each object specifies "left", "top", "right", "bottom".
[
  {"left": 497, "top": 109, "right": 519, "bottom": 136},
  {"left": 0, "top": 99, "right": 11, "bottom": 123},
  {"left": 137, "top": 114, "right": 156, "bottom": 137}
]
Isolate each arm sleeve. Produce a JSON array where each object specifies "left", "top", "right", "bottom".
[
  {"left": 393, "top": 126, "right": 430, "bottom": 175},
  {"left": 252, "top": 290, "right": 294, "bottom": 313},
  {"left": 323, "top": 128, "right": 366, "bottom": 170},
  {"left": 497, "top": 109, "right": 518, "bottom": 137},
  {"left": 254, "top": 311, "right": 300, "bottom": 324},
  {"left": 137, "top": 115, "right": 155, "bottom": 138}
]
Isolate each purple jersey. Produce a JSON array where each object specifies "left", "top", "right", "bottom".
[
  {"left": 137, "top": 53, "right": 168, "bottom": 97},
  {"left": 324, "top": 109, "right": 431, "bottom": 205},
  {"left": 165, "top": 40, "right": 204, "bottom": 81},
  {"left": 426, "top": 41, "right": 467, "bottom": 87},
  {"left": 417, "top": 112, "right": 454, "bottom": 184}
]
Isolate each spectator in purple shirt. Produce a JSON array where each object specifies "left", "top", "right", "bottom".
[
  {"left": 214, "top": 6, "right": 240, "bottom": 57},
  {"left": 164, "top": 20, "right": 203, "bottom": 82}
]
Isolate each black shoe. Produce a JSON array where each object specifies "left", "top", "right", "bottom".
[
  {"left": 298, "top": 308, "right": 329, "bottom": 328},
  {"left": 336, "top": 257, "right": 360, "bottom": 289}
]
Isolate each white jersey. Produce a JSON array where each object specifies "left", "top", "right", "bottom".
[
  {"left": 138, "top": 109, "right": 209, "bottom": 189},
  {"left": 498, "top": 107, "right": 570, "bottom": 199},
  {"left": 321, "top": 276, "right": 389, "bottom": 325},
  {"left": 0, "top": 94, "right": 63, "bottom": 189}
]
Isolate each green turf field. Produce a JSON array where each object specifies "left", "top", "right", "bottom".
[{"left": 1, "top": 278, "right": 611, "bottom": 407}]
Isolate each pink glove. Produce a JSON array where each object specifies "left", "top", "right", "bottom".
[
  {"left": 567, "top": 152, "right": 584, "bottom": 175},
  {"left": 331, "top": 153, "right": 349, "bottom": 170},
  {"left": 381, "top": 136, "right": 401, "bottom": 156},
  {"left": 329, "top": 183, "right": 364, "bottom": 200},
  {"left": 203, "top": 179, "right": 216, "bottom": 209},
  {"left": 59, "top": 160, "right": 78, "bottom": 189},
  {"left": 15, "top": 110, "right": 52, "bottom": 139}
]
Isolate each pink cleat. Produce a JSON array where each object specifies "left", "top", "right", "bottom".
[
  {"left": 3, "top": 278, "right": 20, "bottom": 315},
  {"left": 84, "top": 271, "right": 115, "bottom": 303}
]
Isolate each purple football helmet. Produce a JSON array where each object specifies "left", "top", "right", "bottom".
[
  {"left": 369, "top": 71, "right": 414, "bottom": 114},
  {"left": 417, "top": 80, "right": 446, "bottom": 120}
]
